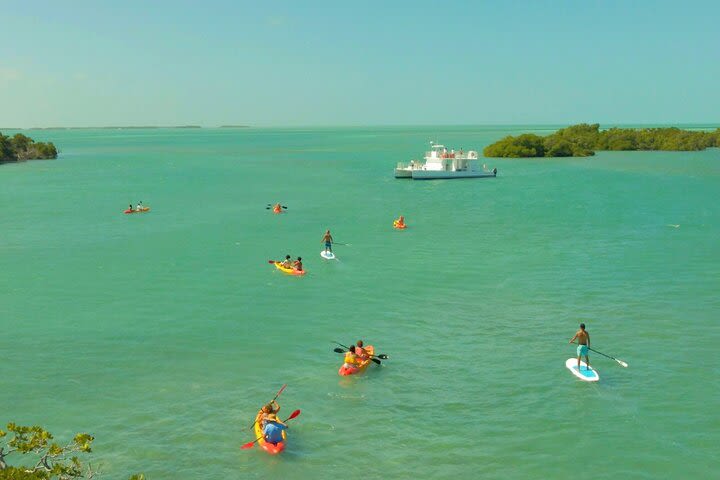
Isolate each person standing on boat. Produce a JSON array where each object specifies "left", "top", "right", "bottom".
[
  {"left": 321, "top": 230, "right": 334, "bottom": 253},
  {"left": 569, "top": 323, "right": 591, "bottom": 370}
]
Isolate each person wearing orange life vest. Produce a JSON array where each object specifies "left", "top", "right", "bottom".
[
  {"left": 342, "top": 345, "right": 360, "bottom": 369},
  {"left": 273, "top": 203, "right": 282, "bottom": 213},
  {"left": 354, "top": 340, "right": 369, "bottom": 361},
  {"left": 394, "top": 215, "right": 405, "bottom": 228}
]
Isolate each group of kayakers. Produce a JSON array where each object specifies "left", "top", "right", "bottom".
[
  {"left": 342, "top": 340, "right": 370, "bottom": 369},
  {"left": 126, "top": 201, "right": 147, "bottom": 212},
  {"left": 280, "top": 254, "right": 303, "bottom": 271},
  {"left": 252, "top": 339, "right": 373, "bottom": 449},
  {"left": 254, "top": 400, "right": 287, "bottom": 445}
]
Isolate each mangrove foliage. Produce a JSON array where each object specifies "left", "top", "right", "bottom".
[
  {"left": 483, "top": 124, "right": 720, "bottom": 158},
  {"left": 0, "top": 132, "right": 58, "bottom": 163}
]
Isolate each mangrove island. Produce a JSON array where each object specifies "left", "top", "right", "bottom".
[
  {"left": 0, "top": 132, "right": 58, "bottom": 164},
  {"left": 483, "top": 124, "right": 720, "bottom": 158}
]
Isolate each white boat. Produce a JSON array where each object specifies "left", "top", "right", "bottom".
[{"left": 395, "top": 142, "right": 497, "bottom": 180}]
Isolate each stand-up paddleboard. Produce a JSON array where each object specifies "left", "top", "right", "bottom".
[
  {"left": 320, "top": 250, "right": 336, "bottom": 260},
  {"left": 565, "top": 358, "right": 599, "bottom": 382}
]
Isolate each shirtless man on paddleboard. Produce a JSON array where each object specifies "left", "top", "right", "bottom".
[{"left": 569, "top": 323, "right": 591, "bottom": 370}]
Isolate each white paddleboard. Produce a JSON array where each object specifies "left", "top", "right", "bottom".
[
  {"left": 565, "top": 358, "right": 599, "bottom": 382},
  {"left": 320, "top": 250, "right": 336, "bottom": 260}
]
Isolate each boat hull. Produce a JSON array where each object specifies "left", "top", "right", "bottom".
[{"left": 410, "top": 170, "right": 497, "bottom": 180}]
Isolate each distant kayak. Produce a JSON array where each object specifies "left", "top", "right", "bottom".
[
  {"left": 273, "top": 261, "right": 306, "bottom": 276},
  {"left": 565, "top": 358, "right": 599, "bottom": 382},
  {"left": 339, "top": 345, "right": 375, "bottom": 376},
  {"left": 320, "top": 251, "right": 336, "bottom": 260},
  {"left": 124, "top": 207, "right": 151, "bottom": 214}
]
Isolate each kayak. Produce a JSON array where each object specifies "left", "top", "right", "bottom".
[
  {"left": 565, "top": 358, "right": 599, "bottom": 382},
  {"left": 124, "top": 207, "right": 151, "bottom": 214},
  {"left": 253, "top": 420, "right": 286, "bottom": 455},
  {"left": 339, "top": 345, "right": 375, "bottom": 376},
  {"left": 320, "top": 250, "right": 336, "bottom": 260},
  {"left": 393, "top": 221, "right": 406, "bottom": 229},
  {"left": 274, "top": 261, "right": 306, "bottom": 276}
]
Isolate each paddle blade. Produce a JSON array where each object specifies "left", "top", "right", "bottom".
[
  {"left": 617, "top": 359, "right": 629, "bottom": 368},
  {"left": 286, "top": 409, "right": 301, "bottom": 421},
  {"left": 240, "top": 440, "right": 257, "bottom": 450},
  {"left": 371, "top": 358, "right": 382, "bottom": 365},
  {"left": 333, "top": 347, "right": 345, "bottom": 354},
  {"left": 282, "top": 206, "right": 288, "bottom": 209}
]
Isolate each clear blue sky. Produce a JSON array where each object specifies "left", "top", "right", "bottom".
[{"left": 1, "top": 0, "right": 718, "bottom": 127}]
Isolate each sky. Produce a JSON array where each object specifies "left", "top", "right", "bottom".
[{"left": 1, "top": 0, "right": 719, "bottom": 127}]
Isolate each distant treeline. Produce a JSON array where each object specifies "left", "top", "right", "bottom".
[
  {"left": 483, "top": 124, "right": 720, "bottom": 158},
  {"left": 0, "top": 132, "right": 58, "bottom": 163}
]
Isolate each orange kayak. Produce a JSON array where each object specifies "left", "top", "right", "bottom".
[{"left": 339, "top": 346, "right": 375, "bottom": 376}]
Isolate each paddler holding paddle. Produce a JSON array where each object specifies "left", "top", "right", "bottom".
[{"left": 569, "top": 323, "right": 591, "bottom": 371}]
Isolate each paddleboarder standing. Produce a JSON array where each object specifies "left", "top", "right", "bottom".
[
  {"left": 321, "top": 229, "right": 334, "bottom": 253},
  {"left": 569, "top": 323, "right": 591, "bottom": 370}
]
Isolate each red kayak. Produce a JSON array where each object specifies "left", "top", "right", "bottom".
[{"left": 339, "top": 346, "right": 375, "bottom": 376}]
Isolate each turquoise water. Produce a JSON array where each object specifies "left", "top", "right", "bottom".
[{"left": 1, "top": 127, "right": 718, "bottom": 479}]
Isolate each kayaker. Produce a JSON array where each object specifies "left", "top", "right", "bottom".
[
  {"left": 293, "top": 257, "right": 303, "bottom": 271},
  {"left": 128, "top": 204, "right": 133, "bottom": 212},
  {"left": 321, "top": 230, "right": 333, "bottom": 253},
  {"left": 136, "top": 201, "right": 143, "bottom": 211},
  {"left": 273, "top": 203, "right": 282, "bottom": 213},
  {"left": 256, "top": 401, "right": 280, "bottom": 427},
  {"left": 342, "top": 345, "right": 359, "bottom": 369},
  {"left": 355, "top": 340, "right": 369, "bottom": 361},
  {"left": 263, "top": 418, "right": 288, "bottom": 446},
  {"left": 569, "top": 323, "right": 591, "bottom": 370},
  {"left": 281, "top": 255, "right": 292, "bottom": 268},
  {"left": 394, "top": 216, "right": 405, "bottom": 227}
]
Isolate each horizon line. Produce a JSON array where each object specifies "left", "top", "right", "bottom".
[{"left": 2, "top": 122, "right": 720, "bottom": 131}]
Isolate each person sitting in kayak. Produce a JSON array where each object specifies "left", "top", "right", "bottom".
[
  {"left": 262, "top": 417, "right": 288, "bottom": 446},
  {"left": 394, "top": 216, "right": 405, "bottom": 227},
  {"left": 281, "top": 255, "right": 292, "bottom": 268},
  {"left": 136, "top": 201, "right": 143, "bottom": 211},
  {"left": 273, "top": 203, "right": 282, "bottom": 213},
  {"left": 343, "top": 345, "right": 359, "bottom": 369},
  {"left": 293, "top": 257, "right": 303, "bottom": 271},
  {"left": 255, "top": 401, "right": 280, "bottom": 427},
  {"left": 355, "top": 340, "right": 369, "bottom": 361},
  {"left": 321, "top": 230, "right": 333, "bottom": 253},
  {"left": 128, "top": 204, "right": 133, "bottom": 212}
]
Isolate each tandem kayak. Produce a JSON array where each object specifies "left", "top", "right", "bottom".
[
  {"left": 124, "top": 207, "right": 151, "bottom": 214},
  {"left": 273, "top": 262, "right": 306, "bottom": 276},
  {"left": 339, "top": 345, "right": 375, "bottom": 376},
  {"left": 253, "top": 420, "right": 286, "bottom": 455},
  {"left": 393, "top": 221, "right": 406, "bottom": 229}
]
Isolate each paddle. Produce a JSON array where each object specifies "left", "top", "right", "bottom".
[
  {"left": 333, "top": 342, "right": 389, "bottom": 363},
  {"left": 266, "top": 204, "right": 288, "bottom": 210},
  {"left": 240, "top": 409, "right": 301, "bottom": 450},
  {"left": 588, "top": 347, "right": 628, "bottom": 368},
  {"left": 333, "top": 242, "right": 351, "bottom": 246},
  {"left": 247, "top": 384, "right": 287, "bottom": 430},
  {"left": 333, "top": 347, "right": 382, "bottom": 365}
]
